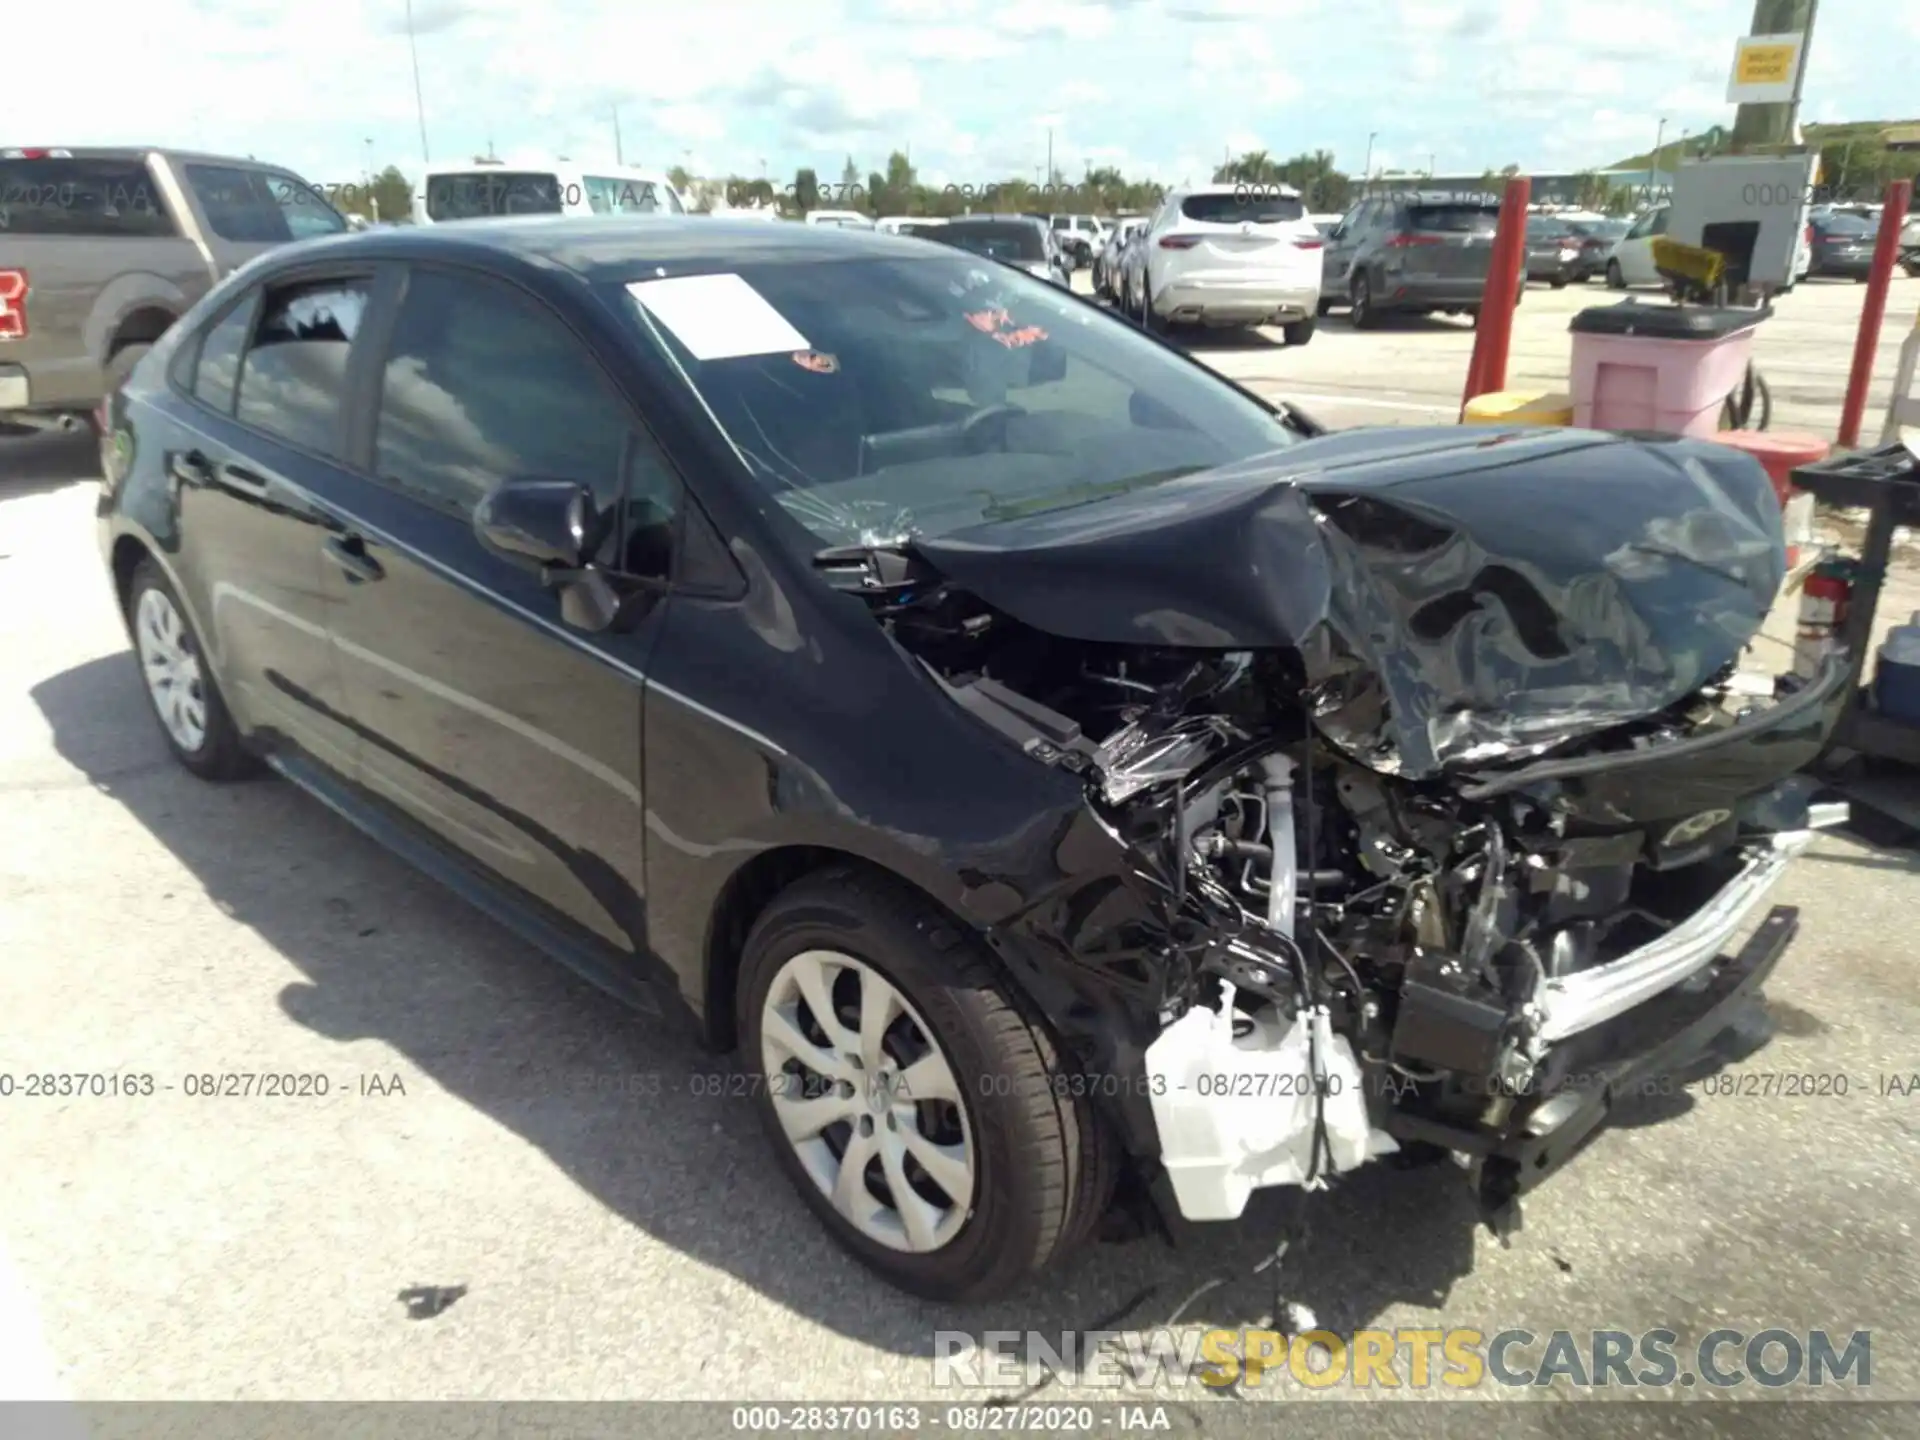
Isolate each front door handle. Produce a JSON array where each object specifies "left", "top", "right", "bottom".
[{"left": 322, "top": 533, "right": 384, "bottom": 584}]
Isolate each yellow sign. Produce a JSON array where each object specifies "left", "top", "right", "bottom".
[
  {"left": 1736, "top": 43, "right": 1797, "bottom": 85},
  {"left": 1727, "top": 32, "right": 1804, "bottom": 103}
]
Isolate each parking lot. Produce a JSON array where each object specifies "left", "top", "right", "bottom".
[
  {"left": 5, "top": 249, "right": 1920, "bottom": 1419},
  {"left": 1083, "top": 270, "right": 1919, "bottom": 437}
]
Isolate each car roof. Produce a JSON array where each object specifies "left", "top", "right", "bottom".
[
  {"left": 270, "top": 215, "right": 947, "bottom": 285},
  {"left": 945, "top": 213, "right": 1043, "bottom": 225},
  {"left": 1178, "top": 182, "right": 1303, "bottom": 199},
  {"left": 1, "top": 145, "right": 302, "bottom": 169}
]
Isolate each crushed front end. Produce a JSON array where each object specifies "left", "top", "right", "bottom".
[{"left": 823, "top": 427, "right": 1853, "bottom": 1235}]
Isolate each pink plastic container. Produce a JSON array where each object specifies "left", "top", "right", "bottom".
[{"left": 1568, "top": 301, "right": 1768, "bottom": 437}]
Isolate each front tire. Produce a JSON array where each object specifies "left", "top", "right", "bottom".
[
  {"left": 128, "top": 559, "right": 258, "bottom": 781},
  {"left": 739, "top": 868, "right": 1113, "bottom": 1302}
]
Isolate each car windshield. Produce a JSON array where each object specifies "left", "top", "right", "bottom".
[
  {"left": 1573, "top": 220, "right": 1630, "bottom": 240},
  {"left": 936, "top": 222, "right": 1046, "bottom": 262},
  {"left": 622, "top": 255, "right": 1301, "bottom": 548},
  {"left": 1180, "top": 192, "right": 1305, "bottom": 224},
  {"left": 425, "top": 171, "right": 564, "bottom": 221}
]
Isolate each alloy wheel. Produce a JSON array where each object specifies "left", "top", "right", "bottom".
[
  {"left": 759, "top": 948, "right": 976, "bottom": 1253},
  {"left": 136, "top": 586, "right": 208, "bottom": 753}
]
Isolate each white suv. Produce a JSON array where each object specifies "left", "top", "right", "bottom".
[{"left": 1127, "top": 183, "right": 1323, "bottom": 342}]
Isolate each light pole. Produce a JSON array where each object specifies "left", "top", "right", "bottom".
[
  {"left": 1363, "top": 132, "right": 1377, "bottom": 187},
  {"left": 1653, "top": 116, "right": 1668, "bottom": 177},
  {"left": 404, "top": 0, "right": 430, "bottom": 162}
]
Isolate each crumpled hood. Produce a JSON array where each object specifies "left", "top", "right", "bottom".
[{"left": 911, "top": 426, "right": 1787, "bottom": 777}]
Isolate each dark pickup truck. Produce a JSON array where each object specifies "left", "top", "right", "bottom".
[{"left": 0, "top": 146, "right": 346, "bottom": 435}]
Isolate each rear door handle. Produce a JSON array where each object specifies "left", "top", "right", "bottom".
[
  {"left": 168, "top": 450, "right": 212, "bottom": 487},
  {"left": 322, "top": 533, "right": 384, "bottom": 584}
]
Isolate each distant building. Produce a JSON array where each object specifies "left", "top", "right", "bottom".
[{"left": 1357, "top": 170, "right": 1675, "bottom": 207}]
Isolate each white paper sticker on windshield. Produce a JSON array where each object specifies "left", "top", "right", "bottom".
[{"left": 626, "top": 273, "right": 809, "bottom": 361}]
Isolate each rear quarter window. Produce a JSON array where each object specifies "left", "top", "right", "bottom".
[
  {"left": 1179, "top": 193, "right": 1306, "bottom": 225},
  {"left": 0, "top": 157, "right": 176, "bottom": 238}
]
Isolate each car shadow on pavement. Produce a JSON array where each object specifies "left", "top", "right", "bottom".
[
  {"left": 0, "top": 431, "right": 100, "bottom": 499},
  {"left": 32, "top": 651, "right": 1485, "bottom": 1361}
]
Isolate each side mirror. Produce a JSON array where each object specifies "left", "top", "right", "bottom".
[
  {"left": 1328, "top": 225, "right": 1347, "bottom": 241},
  {"left": 475, "top": 477, "right": 601, "bottom": 572}
]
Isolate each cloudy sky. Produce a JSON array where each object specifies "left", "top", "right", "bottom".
[{"left": 17, "top": 0, "right": 1916, "bottom": 192}]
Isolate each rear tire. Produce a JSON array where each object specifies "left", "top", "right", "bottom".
[
  {"left": 1282, "top": 317, "right": 1316, "bottom": 346},
  {"left": 738, "top": 868, "right": 1114, "bottom": 1302},
  {"left": 1549, "top": 277, "right": 1567, "bottom": 289},
  {"left": 127, "top": 559, "right": 260, "bottom": 782},
  {"left": 1349, "top": 273, "right": 1379, "bottom": 329}
]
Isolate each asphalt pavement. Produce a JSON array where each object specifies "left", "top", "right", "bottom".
[{"left": 3, "top": 278, "right": 1919, "bottom": 1421}]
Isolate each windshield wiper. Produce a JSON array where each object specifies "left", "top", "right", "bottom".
[{"left": 978, "top": 464, "right": 1209, "bottom": 522}]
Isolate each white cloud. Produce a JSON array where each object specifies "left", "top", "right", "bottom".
[
  {"left": 6, "top": 0, "right": 1908, "bottom": 194},
  {"left": 991, "top": 1, "right": 1117, "bottom": 39}
]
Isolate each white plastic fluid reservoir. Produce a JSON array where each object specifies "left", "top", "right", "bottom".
[
  {"left": 1144, "top": 998, "right": 1396, "bottom": 1222},
  {"left": 1876, "top": 612, "right": 1920, "bottom": 724}
]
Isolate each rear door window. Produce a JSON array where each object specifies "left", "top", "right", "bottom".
[
  {"left": 234, "top": 277, "right": 371, "bottom": 453},
  {"left": 0, "top": 157, "right": 175, "bottom": 237},
  {"left": 1179, "top": 192, "right": 1306, "bottom": 225},
  {"left": 185, "top": 164, "right": 346, "bottom": 242},
  {"left": 1407, "top": 204, "right": 1499, "bottom": 234}
]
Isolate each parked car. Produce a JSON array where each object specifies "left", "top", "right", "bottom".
[
  {"left": 1523, "top": 216, "right": 1582, "bottom": 288},
  {"left": 1048, "top": 214, "right": 1107, "bottom": 268},
  {"left": 1562, "top": 218, "right": 1630, "bottom": 282},
  {"left": 97, "top": 215, "right": 1842, "bottom": 1301},
  {"left": 931, "top": 214, "right": 1070, "bottom": 285},
  {"left": 1604, "top": 205, "right": 1669, "bottom": 289},
  {"left": 1807, "top": 211, "right": 1877, "bottom": 280},
  {"left": 1123, "top": 184, "right": 1322, "bottom": 342},
  {"left": 877, "top": 215, "right": 941, "bottom": 235},
  {"left": 1092, "top": 217, "right": 1145, "bottom": 300},
  {"left": 1320, "top": 191, "right": 1510, "bottom": 328},
  {"left": 0, "top": 145, "right": 347, "bottom": 435},
  {"left": 411, "top": 159, "right": 687, "bottom": 225},
  {"left": 892, "top": 219, "right": 949, "bottom": 239},
  {"left": 804, "top": 209, "right": 876, "bottom": 229}
]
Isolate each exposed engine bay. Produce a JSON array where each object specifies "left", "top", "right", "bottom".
[{"left": 815, "top": 429, "right": 1853, "bottom": 1229}]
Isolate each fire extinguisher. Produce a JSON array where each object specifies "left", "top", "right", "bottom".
[{"left": 1795, "top": 558, "right": 1857, "bottom": 678}]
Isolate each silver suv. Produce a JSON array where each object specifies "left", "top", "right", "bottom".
[{"left": 0, "top": 146, "right": 346, "bottom": 434}]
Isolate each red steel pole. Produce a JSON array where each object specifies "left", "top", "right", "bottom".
[
  {"left": 1461, "top": 176, "right": 1532, "bottom": 413},
  {"left": 1837, "top": 178, "right": 1913, "bottom": 449}
]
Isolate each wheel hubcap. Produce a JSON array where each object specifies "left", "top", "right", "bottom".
[
  {"left": 760, "top": 949, "right": 976, "bottom": 1253},
  {"left": 135, "top": 588, "right": 208, "bottom": 753}
]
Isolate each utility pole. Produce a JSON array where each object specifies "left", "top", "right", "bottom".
[
  {"left": 1730, "top": 0, "right": 1818, "bottom": 152},
  {"left": 1046, "top": 128, "right": 1053, "bottom": 188},
  {"left": 613, "top": 105, "right": 624, "bottom": 165},
  {"left": 1363, "top": 132, "right": 1377, "bottom": 185},
  {"left": 405, "top": 0, "right": 430, "bottom": 163}
]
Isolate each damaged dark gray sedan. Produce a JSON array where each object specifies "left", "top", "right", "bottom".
[{"left": 98, "top": 218, "right": 1848, "bottom": 1303}]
